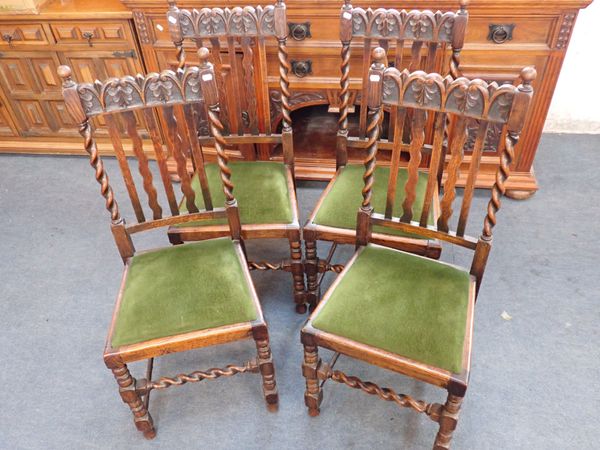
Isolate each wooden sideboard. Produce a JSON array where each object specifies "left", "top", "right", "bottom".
[
  {"left": 0, "top": 0, "right": 145, "bottom": 155},
  {"left": 0, "top": 0, "right": 593, "bottom": 198}
]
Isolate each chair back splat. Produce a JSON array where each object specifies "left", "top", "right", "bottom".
[
  {"left": 57, "top": 48, "right": 241, "bottom": 260},
  {"left": 337, "top": 0, "right": 469, "bottom": 168},
  {"left": 360, "top": 47, "right": 536, "bottom": 294},
  {"left": 167, "top": 0, "right": 293, "bottom": 173}
]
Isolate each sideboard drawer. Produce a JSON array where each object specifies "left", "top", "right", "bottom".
[
  {"left": 465, "top": 15, "right": 557, "bottom": 48},
  {"left": 0, "top": 23, "right": 50, "bottom": 46},
  {"left": 50, "top": 21, "right": 133, "bottom": 46}
]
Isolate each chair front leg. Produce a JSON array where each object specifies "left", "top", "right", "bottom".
[
  {"left": 303, "top": 231, "right": 319, "bottom": 311},
  {"left": 301, "top": 341, "right": 322, "bottom": 417},
  {"left": 288, "top": 231, "right": 307, "bottom": 314},
  {"left": 109, "top": 362, "right": 156, "bottom": 439},
  {"left": 253, "top": 325, "right": 279, "bottom": 412},
  {"left": 433, "top": 393, "right": 464, "bottom": 450}
]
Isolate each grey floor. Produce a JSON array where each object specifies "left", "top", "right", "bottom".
[{"left": 1, "top": 133, "right": 599, "bottom": 449}]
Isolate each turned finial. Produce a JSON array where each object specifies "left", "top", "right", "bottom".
[
  {"left": 519, "top": 66, "right": 537, "bottom": 93},
  {"left": 459, "top": 0, "right": 469, "bottom": 12},
  {"left": 168, "top": 0, "right": 177, "bottom": 8},
  {"left": 520, "top": 66, "right": 537, "bottom": 86},
  {"left": 198, "top": 47, "right": 210, "bottom": 67},
  {"left": 57, "top": 65, "right": 72, "bottom": 81},
  {"left": 372, "top": 47, "right": 386, "bottom": 66},
  {"left": 57, "top": 65, "right": 75, "bottom": 87}
]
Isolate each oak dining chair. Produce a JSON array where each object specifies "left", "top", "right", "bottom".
[
  {"left": 165, "top": 0, "right": 307, "bottom": 313},
  {"left": 303, "top": 1, "right": 470, "bottom": 309},
  {"left": 301, "top": 47, "right": 535, "bottom": 449},
  {"left": 58, "top": 48, "right": 278, "bottom": 439}
]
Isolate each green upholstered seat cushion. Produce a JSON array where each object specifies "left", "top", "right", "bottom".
[
  {"left": 312, "top": 244, "right": 471, "bottom": 373},
  {"left": 176, "top": 161, "right": 293, "bottom": 227},
  {"left": 312, "top": 164, "right": 432, "bottom": 238},
  {"left": 111, "top": 238, "right": 258, "bottom": 348}
]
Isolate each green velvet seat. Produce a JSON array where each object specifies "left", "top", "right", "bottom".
[
  {"left": 176, "top": 161, "right": 293, "bottom": 227},
  {"left": 312, "top": 164, "right": 433, "bottom": 238},
  {"left": 311, "top": 244, "right": 472, "bottom": 373},
  {"left": 111, "top": 238, "right": 258, "bottom": 348}
]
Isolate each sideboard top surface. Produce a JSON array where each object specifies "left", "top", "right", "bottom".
[
  {"left": 0, "top": 0, "right": 132, "bottom": 20},
  {"left": 120, "top": 0, "right": 593, "bottom": 13}
]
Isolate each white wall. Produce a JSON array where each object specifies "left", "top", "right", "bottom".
[{"left": 544, "top": 2, "right": 600, "bottom": 133}]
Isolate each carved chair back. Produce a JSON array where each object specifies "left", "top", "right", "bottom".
[
  {"left": 167, "top": 0, "right": 292, "bottom": 169},
  {"left": 337, "top": 0, "right": 469, "bottom": 168},
  {"left": 358, "top": 48, "right": 535, "bottom": 291},
  {"left": 58, "top": 48, "right": 243, "bottom": 260}
]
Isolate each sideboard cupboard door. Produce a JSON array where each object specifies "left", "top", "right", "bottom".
[
  {"left": 0, "top": 56, "right": 40, "bottom": 95},
  {"left": 60, "top": 51, "right": 139, "bottom": 83},
  {"left": 0, "top": 97, "right": 18, "bottom": 136},
  {"left": 0, "top": 52, "right": 64, "bottom": 136}
]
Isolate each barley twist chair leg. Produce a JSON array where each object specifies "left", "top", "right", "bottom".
[
  {"left": 433, "top": 393, "right": 464, "bottom": 450},
  {"left": 289, "top": 235, "right": 307, "bottom": 314},
  {"left": 110, "top": 363, "right": 156, "bottom": 439},
  {"left": 254, "top": 331, "right": 279, "bottom": 412},
  {"left": 304, "top": 238, "right": 319, "bottom": 311},
  {"left": 302, "top": 343, "right": 322, "bottom": 417}
]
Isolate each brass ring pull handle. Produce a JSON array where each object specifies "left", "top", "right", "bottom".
[
  {"left": 291, "top": 60, "right": 312, "bottom": 78},
  {"left": 288, "top": 22, "right": 311, "bottom": 41},
  {"left": 487, "top": 24, "right": 515, "bottom": 44},
  {"left": 82, "top": 31, "right": 94, "bottom": 47},
  {"left": 2, "top": 34, "right": 13, "bottom": 45}
]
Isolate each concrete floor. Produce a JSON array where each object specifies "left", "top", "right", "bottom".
[{"left": 0, "top": 133, "right": 598, "bottom": 449}]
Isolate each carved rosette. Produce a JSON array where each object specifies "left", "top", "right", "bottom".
[
  {"left": 133, "top": 11, "right": 151, "bottom": 45},
  {"left": 556, "top": 13, "right": 576, "bottom": 49},
  {"left": 351, "top": 7, "right": 458, "bottom": 42}
]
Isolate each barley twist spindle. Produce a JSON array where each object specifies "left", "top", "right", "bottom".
[
  {"left": 208, "top": 106, "right": 234, "bottom": 203},
  {"left": 329, "top": 370, "right": 441, "bottom": 417},
  {"left": 150, "top": 360, "right": 259, "bottom": 390},
  {"left": 80, "top": 120, "right": 121, "bottom": 224},
  {"left": 483, "top": 132, "right": 516, "bottom": 239},
  {"left": 277, "top": 38, "right": 292, "bottom": 131},
  {"left": 361, "top": 106, "right": 381, "bottom": 209},
  {"left": 338, "top": 43, "right": 351, "bottom": 134}
]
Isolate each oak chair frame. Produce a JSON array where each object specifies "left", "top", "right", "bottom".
[
  {"left": 164, "top": 0, "right": 307, "bottom": 313},
  {"left": 301, "top": 47, "right": 535, "bottom": 449},
  {"left": 303, "top": 0, "right": 470, "bottom": 309},
  {"left": 58, "top": 48, "right": 278, "bottom": 439}
]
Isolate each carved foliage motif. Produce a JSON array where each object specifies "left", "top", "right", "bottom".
[
  {"left": 269, "top": 90, "right": 326, "bottom": 124},
  {"left": 382, "top": 68, "right": 516, "bottom": 123},
  {"left": 76, "top": 68, "right": 204, "bottom": 117},
  {"left": 177, "top": 5, "right": 276, "bottom": 38},
  {"left": 351, "top": 8, "right": 456, "bottom": 42},
  {"left": 464, "top": 119, "right": 503, "bottom": 153}
]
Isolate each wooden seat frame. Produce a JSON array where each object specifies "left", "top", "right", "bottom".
[
  {"left": 303, "top": 1, "right": 469, "bottom": 310},
  {"left": 164, "top": 0, "right": 307, "bottom": 313},
  {"left": 58, "top": 48, "right": 278, "bottom": 439},
  {"left": 301, "top": 47, "right": 535, "bottom": 449}
]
